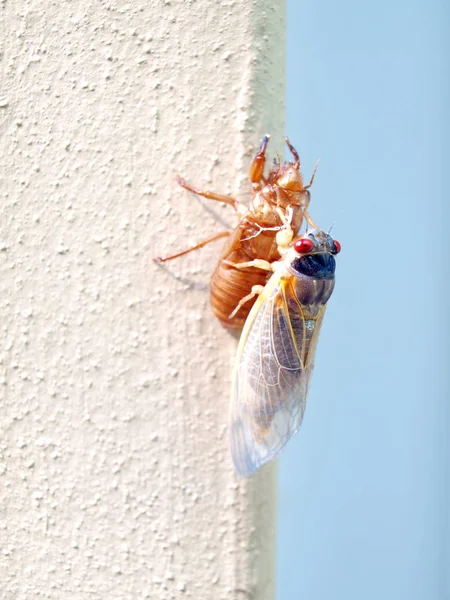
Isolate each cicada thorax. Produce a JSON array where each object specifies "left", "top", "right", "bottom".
[
  {"left": 278, "top": 276, "right": 333, "bottom": 370},
  {"left": 276, "top": 236, "right": 336, "bottom": 370}
]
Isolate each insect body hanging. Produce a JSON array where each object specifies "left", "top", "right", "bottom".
[
  {"left": 154, "top": 136, "right": 340, "bottom": 476},
  {"left": 229, "top": 230, "right": 340, "bottom": 476},
  {"left": 154, "top": 135, "right": 317, "bottom": 328}
]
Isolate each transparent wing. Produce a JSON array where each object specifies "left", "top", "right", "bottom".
[{"left": 229, "top": 272, "right": 326, "bottom": 476}]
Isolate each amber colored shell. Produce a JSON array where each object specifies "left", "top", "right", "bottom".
[{"left": 209, "top": 162, "right": 310, "bottom": 329}]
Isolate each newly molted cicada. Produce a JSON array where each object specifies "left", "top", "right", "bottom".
[
  {"left": 154, "top": 135, "right": 340, "bottom": 476},
  {"left": 229, "top": 230, "right": 340, "bottom": 476},
  {"left": 155, "top": 135, "right": 317, "bottom": 328}
]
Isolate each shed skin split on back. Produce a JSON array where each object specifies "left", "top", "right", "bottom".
[{"left": 154, "top": 136, "right": 318, "bottom": 329}]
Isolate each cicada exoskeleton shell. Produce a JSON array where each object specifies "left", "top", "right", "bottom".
[{"left": 155, "top": 135, "right": 318, "bottom": 329}]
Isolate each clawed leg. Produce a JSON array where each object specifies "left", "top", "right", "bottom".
[
  {"left": 284, "top": 137, "right": 300, "bottom": 169},
  {"left": 249, "top": 135, "right": 270, "bottom": 187},
  {"left": 153, "top": 230, "right": 231, "bottom": 263},
  {"left": 284, "top": 137, "right": 319, "bottom": 190},
  {"left": 222, "top": 258, "right": 273, "bottom": 272},
  {"left": 303, "top": 159, "right": 320, "bottom": 190},
  {"left": 228, "top": 285, "right": 264, "bottom": 320},
  {"left": 177, "top": 176, "right": 244, "bottom": 215}
]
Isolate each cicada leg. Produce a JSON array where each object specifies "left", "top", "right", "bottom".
[
  {"left": 303, "top": 159, "right": 320, "bottom": 190},
  {"left": 270, "top": 204, "right": 296, "bottom": 248},
  {"left": 249, "top": 135, "right": 270, "bottom": 187},
  {"left": 284, "top": 136, "right": 300, "bottom": 170},
  {"left": 222, "top": 258, "right": 274, "bottom": 272},
  {"left": 228, "top": 285, "right": 264, "bottom": 320},
  {"left": 153, "top": 230, "right": 231, "bottom": 263},
  {"left": 283, "top": 136, "right": 319, "bottom": 191},
  {"left": 177, "top": 176, "right": 245, "bottom": 216}
]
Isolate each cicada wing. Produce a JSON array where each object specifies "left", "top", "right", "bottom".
[{"left": 229, "top": 274, "right": 326, "bottom": 477}]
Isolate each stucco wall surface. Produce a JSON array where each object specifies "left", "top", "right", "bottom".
[{"left": 0, "top": 0, "right": 285, "bottom": 598}]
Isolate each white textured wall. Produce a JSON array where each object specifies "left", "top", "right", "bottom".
[{"left": 0, "top": 1, "right": 285, "bottom": 598}]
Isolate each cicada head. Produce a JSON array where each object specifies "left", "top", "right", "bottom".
[
  {"left": 266, "top": 138, "right": 312, "bottom": 211},
  {"left": 283, "top": 230, "right": 341, "bottom": 306},
  {"left": 274, "top": 163, "right": 305, "bottom": 192},
  {"left": 270, "top": 163, "right": 310, "bottom": 214},
  {"left": 294, "top": 230, "right": 340, "bottom": 255}
]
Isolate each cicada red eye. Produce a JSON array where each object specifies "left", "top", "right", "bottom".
[
  {"left": 294, "top": 238, "right": 314, "bottom": 254},
  {"left": 333, "top": 240, "right": 341, "bottom": 254}
]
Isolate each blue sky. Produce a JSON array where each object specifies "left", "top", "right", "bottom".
[{"left": 277, "top": 1, "right": 449, "bottom": 598}]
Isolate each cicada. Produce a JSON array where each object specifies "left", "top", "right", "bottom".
[
  {"left": 154, "top": 136, "right": 340, "bottom": 475},
  {"left": 228, "top": 230, "right": 340, "bottom": 476},
  {"left": 155, "top": 135, "right": 317, "bottom": 328}
]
